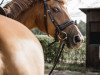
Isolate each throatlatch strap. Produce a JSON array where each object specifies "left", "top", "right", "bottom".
[{"left": 43, "top": 0, "right": 48, "bottom": 34}]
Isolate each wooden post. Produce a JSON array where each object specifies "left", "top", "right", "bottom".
[{"left": 80, "top": 8, "right": 100, "bottom": 69}]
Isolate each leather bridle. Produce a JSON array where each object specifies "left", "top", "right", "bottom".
[
  {"left": 43, "top": 0, "right": 76, "bottom": 42},
  {"left": 43, "top": 0, "right": 77, "bottom": 75}
]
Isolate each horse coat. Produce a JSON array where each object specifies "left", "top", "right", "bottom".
[{"left": 0, "top": 15, "right": 44, "bottom": 75}]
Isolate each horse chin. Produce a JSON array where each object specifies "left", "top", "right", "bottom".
[{"left": 66, "top": 44, "right": 74, "bottom": 49}]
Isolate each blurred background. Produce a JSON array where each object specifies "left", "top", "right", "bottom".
[{"left": 1, "top": 0, "right": 100, "bottom": 75}]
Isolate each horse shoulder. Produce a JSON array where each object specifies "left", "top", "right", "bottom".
[{"left": 0, "top": 15, "right": 44, "bottom": 75}]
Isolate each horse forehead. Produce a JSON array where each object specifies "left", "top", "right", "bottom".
[
  {"left": 48, "top": 0, "right": 63, "bottom": 7},
  {"left": 52, "top": 0, "right": 66, "bottom": 4},
  {"left": 48, "top": 0, "right": 57, "bottom": 4}
]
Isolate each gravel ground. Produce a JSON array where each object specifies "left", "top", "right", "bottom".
[{"left": 45, "top": 70, "right": 100, "bottom": 75}]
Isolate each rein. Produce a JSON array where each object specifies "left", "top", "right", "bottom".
[{"left": 43, "top": 0, "right": 76, "bottom": 75}]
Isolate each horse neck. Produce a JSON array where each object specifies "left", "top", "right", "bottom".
[
  {"left": 4, "top": 1, "right": 37, "bottom": 29},
  {"left": 16, "top": 3, "right": 47, "bottom": 31},
  {"left": 16, "top": 4, "right": 55, "bottom": 36},
  {"left": 16, "top": 6, "right": 37, "bottom": 30}
]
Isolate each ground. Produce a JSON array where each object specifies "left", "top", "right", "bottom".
[{"left": 45, "top": 70, "right": 100, "bottom": 75}]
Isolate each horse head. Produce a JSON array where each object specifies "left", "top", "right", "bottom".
[{"left": 4, "top": 0, "right": 84, "bottom": 49}]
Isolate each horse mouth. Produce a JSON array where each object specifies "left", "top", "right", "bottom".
[
  {"left": 66, "top": 42, "right": 74, "bottom": 49},
  {"left": 66, "top": 43, "right": 81, "bottom": 49},
  {"left": 65, "top": 38, "right": 82, "bottom": 49}
]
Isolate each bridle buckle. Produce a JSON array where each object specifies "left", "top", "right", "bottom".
[{"left": 58, "top": 31, "right": 67, "bottom": 41}]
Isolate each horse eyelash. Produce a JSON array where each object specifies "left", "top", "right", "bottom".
[{"left": 51, "top": 7, "right": 60, "bottom": 13}]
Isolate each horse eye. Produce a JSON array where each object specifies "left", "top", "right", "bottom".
[{"left": 52, "top": 7, "right": 60, "bottom": 13}]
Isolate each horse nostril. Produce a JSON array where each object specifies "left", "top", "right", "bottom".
[{"left": 74, "top": 35, "right": 81, "bottom": 43}]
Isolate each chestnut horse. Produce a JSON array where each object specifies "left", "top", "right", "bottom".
[
  {"left": 4, "top": 0, "right": 84, "bottom": 48},
  {"left": 0, "top": 15, "right": 44, "bottom": 75}
]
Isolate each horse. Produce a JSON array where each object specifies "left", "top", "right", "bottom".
[
  {"left": 4, "top": 0, "right": 84, "bottom": 49},
  {"left": 0, "top": 15, "right": 44, "bottom": 75}
]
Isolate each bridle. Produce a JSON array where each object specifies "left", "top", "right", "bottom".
[
  {"left": 43, "top": 0, "right": 76, "bottom": 75},
  {"left": 43, "top": 0, "right": 76, "bottom": 42}
]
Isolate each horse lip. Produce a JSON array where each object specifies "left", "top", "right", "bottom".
[
  {"left": 65, "top": 38, "right": 77, "bottom": 49},
  {"left": 66, "top": 44, "right": 74, "bottom": 49},
  {"left": 65, "top": 40, "right": 72, "bottom": 49}
]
